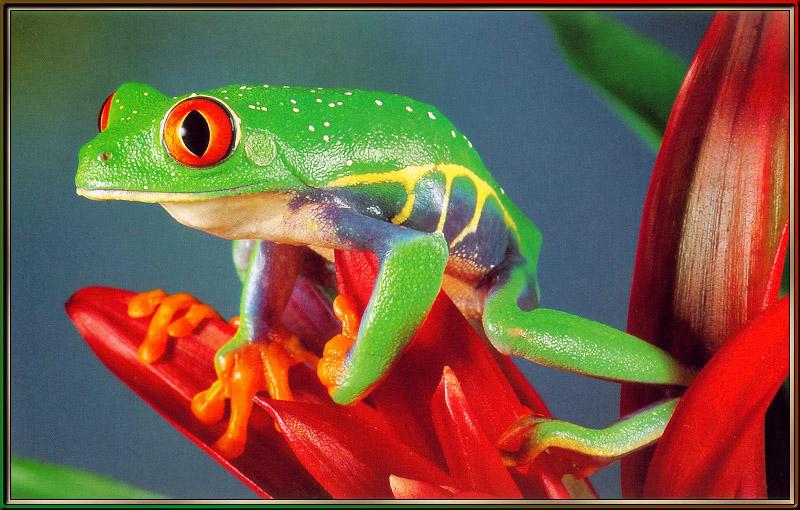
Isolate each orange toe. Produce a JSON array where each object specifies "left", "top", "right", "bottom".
[
  {"left": 190, "top": 334, "right": 312, "bottom": 459},
  {"left": 317, "top": 295, "right": 360, "bottom": 396},
  {"left": 127, "top": 289, "right": 167, "bottom": 318},
  {"left": 128, "top": 290, "right": 224, "bottom": 365}
]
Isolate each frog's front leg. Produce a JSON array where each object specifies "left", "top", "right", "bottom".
[
  {"left": 188, "top": 240, "right": 319, "bottom": 458},
  {"left": 315, "top": 207, "right": 450, "bottom": 405},
  {"left": 483, "top": 263, "right": 695, "bottom": 466}
]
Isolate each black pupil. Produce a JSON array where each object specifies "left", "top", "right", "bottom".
[{"left": 180, "top": 110, "right": 210, "bottom": 157}]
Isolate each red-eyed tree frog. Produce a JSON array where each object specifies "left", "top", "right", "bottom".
[{"left": 76, "top": 82, "right": 694, "bottom": 462}]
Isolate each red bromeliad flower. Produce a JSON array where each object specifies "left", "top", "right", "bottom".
[
  {"left": 66, "top": 250, "right": 598, "bottom": 499},
  {"left": 621, "top": 11, "right": 790, "bottom": 499},
  {"left": 65, "top": 10, "right": 790, "bottom": 501}
]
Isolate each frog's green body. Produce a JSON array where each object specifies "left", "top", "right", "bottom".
[{"left": 76, "top": 82, "right": 692, "bottom": 463}]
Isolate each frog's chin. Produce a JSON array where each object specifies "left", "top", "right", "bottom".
[{"left": 76, "top": 188, "right": 218, "bottom": 203}]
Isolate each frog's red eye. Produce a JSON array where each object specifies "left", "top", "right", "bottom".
[
  {"left": 98, "top": 93, "right": 114, "bottom": 132},
  {"left": 163, "top": 98, "right": 236, "bottom": 167}
]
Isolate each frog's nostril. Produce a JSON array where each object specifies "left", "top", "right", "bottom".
[{"left": 98, "top": 152, "right": 113, "bottom": 161}]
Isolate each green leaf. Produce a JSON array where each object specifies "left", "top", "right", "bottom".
[
  {"left": 544, "top": 11, "right": 689, "bottom": 151},
  {"left": 11, "top": 456, "right": 165, "bottom": 500}
]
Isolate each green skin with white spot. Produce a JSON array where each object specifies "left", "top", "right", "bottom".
[{"left": 76, "top": 82, "right": 694, "bottom": 463}]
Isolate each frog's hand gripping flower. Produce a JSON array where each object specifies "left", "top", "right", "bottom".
[{"left": 76, "top": 82, "right": 691, "bottom": 462}]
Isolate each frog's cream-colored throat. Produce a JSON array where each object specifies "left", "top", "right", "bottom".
[{"left": 160, "top": 191, "right": 336, "bottom": 248}]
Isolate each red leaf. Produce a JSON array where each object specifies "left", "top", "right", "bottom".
[
  {"left": 628, "top": 9, "right": 789, "bottom": 365},
  {"left": 257, "top": 398, "right": 452, "bottom": 498},
  {"left": 66, "top": 286, "right": 326, "bottom": 499},
  {"left": 643, "top": 297, "right": 789, "bottom": 498},
  {"left": 430, "top": 367, "right": 522, "bottom": 498},
  {"left": 621, "top": 11, "right": 789, "bottom": 496}
]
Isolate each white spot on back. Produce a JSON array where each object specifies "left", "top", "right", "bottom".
[
  {"left": 323, "top": 121, "right": 330, "bottom": 127},
  {"left": 292, "top": 107, "right": 300, "bottom": 113},
  {"left": 344, "top": 91, "right": 353, "bottom": 95},
  {"left": 405, "top": 106, "right": 413, "bottom": 112},
  {"left": 308, "top": 125, "right": 315, "bottom": 132},
  {"left": 450, "top": 130, "right": 456, "bottom": 137},
  {"left": 290, "top": 99, "right": 297, "bottom": 104},
  {"left": 346, "top": 159, "right": 353, "bottom": 166},
  {"left": 427, "top": 111, "right": 436, "bottom": 120},
  {"left": 323, "top": 135, "right": 330, "bottom": 142},
  {"left": 374, "top": 99, "right": 383, "bottom": 106}
]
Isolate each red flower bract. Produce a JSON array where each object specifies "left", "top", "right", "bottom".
[
  {"left": 66, "top": 250, "right": 596, "bottom": 499},
  {"left": 644, "top": 296, "right": 789, "bottom": 498},
  {"left": 621, "top": 11, "right": 790, "bottom": 498}
]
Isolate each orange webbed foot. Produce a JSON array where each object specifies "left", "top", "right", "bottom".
[
  {"left": 127, "top": 289, "right": 221, "bottom": 364},
  {"left": 191, "top": 329, "right": 319, "bottom": 459},
  {"left": 128, "top": 289, "right": 321, "bottom": 459},
  {"left": 317, "top": 295, "right": 360, "bottom": 397}
]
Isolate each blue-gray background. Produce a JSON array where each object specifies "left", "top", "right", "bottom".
[{"left": 10, "top": 10, "right": 714, "bottom": 499}]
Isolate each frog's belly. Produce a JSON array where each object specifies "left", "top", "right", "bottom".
[
  {"left": 307, "top": 245, "right": 486, "bottom": 320},
  {"left": 162, "top": 190, "right": 492, "bottom": 319}
]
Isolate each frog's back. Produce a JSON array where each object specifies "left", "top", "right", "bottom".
[
  {"left": 208, "top": 84, "right": 539, "bottom": 292},
  {"left": 205, "top": 84, "right": 491, "bottom": 183}
]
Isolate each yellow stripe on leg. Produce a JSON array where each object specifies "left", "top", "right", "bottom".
[{"left": 498, "top": 398, "right": 680, "bottom": 467}]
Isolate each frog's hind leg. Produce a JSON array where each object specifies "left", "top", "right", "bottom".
[
  {"left": 498, "top": 397, "right": 680, "bottom": 471},
  {"left": 482, "top": 263, "right": 694, "bottom": 385},
  {"left": 481, "top": 263, "right": 694, "bottom": 464}
]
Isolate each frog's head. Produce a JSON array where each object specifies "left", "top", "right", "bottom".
[{"left": 76, "top": 82, "right": 302, "bottom": 204}]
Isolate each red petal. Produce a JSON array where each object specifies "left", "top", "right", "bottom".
[
  {"left": 643, "top": 297, "right": 789, "bottom": 498},
  {"left": 761, "top": 221, "right": 790, "bottom": 310},
  {"left": 628, "top": 9, "right": 789, "bottom": 365},
  {"left": 257, "top": 397, "right": 452, "bottom": 498},
  {"left": 389, "top": 475, "right": 457, "bottom": 499},
  {"left": 334, "top": 251, "right": 594, "bottom": 498},
  {"left": 65, "top": 286, "right": 326, "bottom": 499},
  {"left": 621, "top": 11, "right": 789, "bottom": 496},
  {"left": 333, "top": 249, "right": 379, "bottom": 315},
  {"left": 281, "top": 276, "right": 341, "bottom": 355},
  {"left": 389, "top": 475, "right": 498, "bottom": 499},
  {"left": 430, "top": 367, "right": 522, "bottom": 498}
]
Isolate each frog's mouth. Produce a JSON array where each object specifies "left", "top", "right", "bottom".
[
  {"left": 76, "top": 187, "right": 223, "bottom": 203},
  {"left": 75, "top": 186, "right": 268, "bottom": 204}
]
